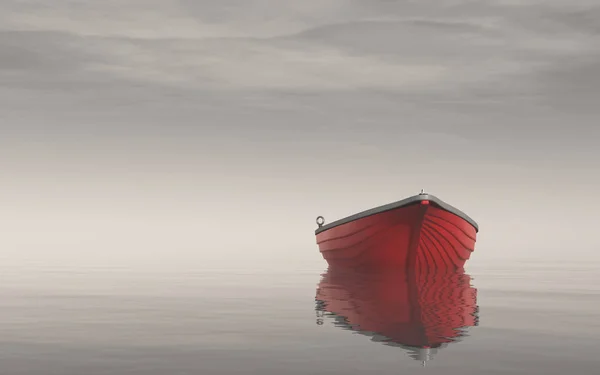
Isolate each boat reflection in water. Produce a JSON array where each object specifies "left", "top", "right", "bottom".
[{"left": 315, "top": 267, "right": 479, "bottom": 366}]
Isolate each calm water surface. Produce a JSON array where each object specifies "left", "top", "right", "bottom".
[{"left": 1, "top": 258, "right": 599, "bottom": 374}]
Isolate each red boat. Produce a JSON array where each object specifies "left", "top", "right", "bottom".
[
  {"left": 315, "top": 191, "right": 478, "bottom": 271},
  {"left": 315, "top": 267, "right": 479, "bottom": 365}
]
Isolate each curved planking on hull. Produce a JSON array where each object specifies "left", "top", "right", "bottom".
[
  {"left": 315, "top": 266, "right": 479, "bottom": 364},
  {"left": 315, "top": 193, "right": 478, "bottom": 271}
]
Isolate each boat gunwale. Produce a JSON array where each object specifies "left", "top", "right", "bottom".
[{"left": 315, "top": 194, "right": 479, "bottom": 235}]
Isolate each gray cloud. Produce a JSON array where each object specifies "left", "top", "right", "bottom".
[
  {"left": 1, "top": 0, "right": 598, "bottom": 140},
  {"left": 1, "top": 1, "right": 597, "bottom": 98},
  {"left": 0, "top": 0, "right": 599, "bottom": 115}
]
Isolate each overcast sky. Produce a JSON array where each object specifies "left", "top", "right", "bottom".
[{"left": 1, "top": 0, "right": 599, "bottom": 269}]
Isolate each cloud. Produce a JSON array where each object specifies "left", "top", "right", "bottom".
[
  {"left": 83, "top": 36, "right": 454, "bottom": 90},
  {"left": 0, "top": 0, "right": 599, "bottom": 107},
  {"left": 0, "top": 0, "right": 356, "bottom": 39}
]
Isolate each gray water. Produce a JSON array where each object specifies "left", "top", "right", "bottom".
[{"left": 2, "top": 257, "right": 598, "bottom": 375}]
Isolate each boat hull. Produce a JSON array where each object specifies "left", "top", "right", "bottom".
[{"left": 315, "top": 194, "right": 478, "bottom": 271}]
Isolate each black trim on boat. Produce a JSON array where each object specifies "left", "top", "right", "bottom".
[{"left": 315, "top": 194, "right": 479, "bottom": 235}]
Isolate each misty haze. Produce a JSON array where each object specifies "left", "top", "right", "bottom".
[{"left": 1, "top": 1, "right": 599, "bottom": 374}]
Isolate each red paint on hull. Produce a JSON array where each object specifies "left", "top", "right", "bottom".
[
  {"left": 316, "top": 198, "right": 477, "bottom": 271},
  {"left": 315, "top": 267, "right": 478, "bottom": 363}
]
